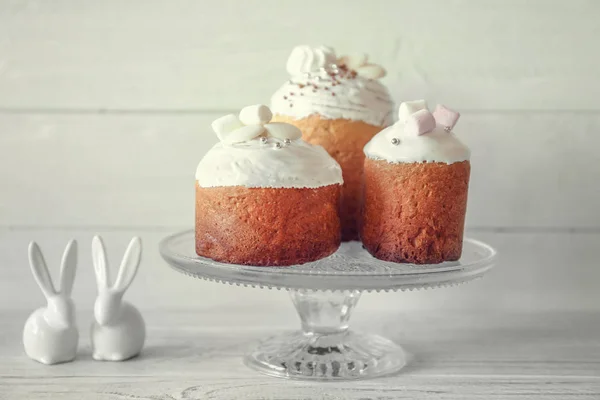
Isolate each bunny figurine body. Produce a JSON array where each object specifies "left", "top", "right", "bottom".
[
  {"left": 91, "top": 236, "right": 145, "bottom": 361},
  {"left": 23, "top": 240, "right": 78, "bottom": 365}
]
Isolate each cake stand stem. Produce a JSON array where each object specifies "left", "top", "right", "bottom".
[
  {"left": 291, "top": 290, "right": 360, "bottom": 335},
  {"left": 244, "top": 290, "right": 407, "bottom": 381}
]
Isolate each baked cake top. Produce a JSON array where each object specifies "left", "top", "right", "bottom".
[
  {"left": 364, "top": 100, "right": 470, "bottom": 164},
  {"left": 270, "top": 45, "right": 394, "bottom": 127},
  {"left": 196, "top": 105, "right": 343, "bottom": 189}
]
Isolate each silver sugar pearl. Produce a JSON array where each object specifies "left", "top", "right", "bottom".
[
  {"left": 284, "top": 138, "right": 291, "bottom": 145},
  {"left": 391, "top": 138, "right": 400, "bottom": 145},
  {"left": 275, "top": 142, "right": 282, "bottom": 149},
  {"left": 260, "top": 137, "right": 268, "bottom": 144}
]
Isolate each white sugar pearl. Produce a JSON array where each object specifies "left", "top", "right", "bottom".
[
  {"left": 398, "top": 100, "right": 428, "bottom": 123},
  {"left": 221, "top": 125, "right": 266, "bottom": 144},
  {"left": 239, "top": 104, "right": 273, "bottom": 125},
  {"left": 264, "top": 122, "right": 302, "bottom": 140},
  {"left": 211, "top": 114, "right": 244, "bottom": 141}
]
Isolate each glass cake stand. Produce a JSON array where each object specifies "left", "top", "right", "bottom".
[{"left": 159, "top": 230, "right": 496, "bottom": 381}]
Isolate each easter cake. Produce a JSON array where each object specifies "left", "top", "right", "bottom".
[
  {"left": 360, "top": 100, "right": 470, "bottom": 264},
  {"left": 270, "top": 45, "right": 394, "bottom": 241},
  {"left": 195, "top": 104, "right": 343, "bottom": 266}
]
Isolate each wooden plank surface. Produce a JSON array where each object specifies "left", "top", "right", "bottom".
[
  {"left": 2, "top": 112, "right": 599, "bottom": 229},
  {"left": 0, "top": 310, "right": 598, "bottom": 399},
  {"left": 1, "top": 1, "right": 599, "bottom": 111}
]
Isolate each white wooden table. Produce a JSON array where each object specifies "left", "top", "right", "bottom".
[{"left": 1, "top": 309, "right": 598, "bottom": 399}]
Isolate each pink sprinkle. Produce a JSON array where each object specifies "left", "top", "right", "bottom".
[
  {"left": 433, "top": 104, "right": 460, "bottom": 131},
  {"left": 406, "top": 109, "right": 436, "bottom": 136}
]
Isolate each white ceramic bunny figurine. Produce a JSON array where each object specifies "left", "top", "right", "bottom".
[
  {"left": 23, "top": 240, "right": 78, "bottom": 365},
  {"left": 91, "top": 235, "right": 145, "bottom": 361}
]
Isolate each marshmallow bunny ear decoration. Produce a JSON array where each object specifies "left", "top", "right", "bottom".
[
  {"left": 433, "top": 104, "right": 460, "bottom": 131},
  {"left": 337, "top": 53, "right": 386, "bottom": 80},
  {"left": 406, "top": 109, "right": 436, "bottom": 136},
  {"left": 211, "top": 105, "right": 302, "bottom": 144},
  {"left": 398, "top": 101, "right": 461, "bottom": 136}
]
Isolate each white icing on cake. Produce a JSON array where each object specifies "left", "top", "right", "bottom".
[
  {"left": 364, "top": 103, "right": 470, "bottom": 165},
  {"left": 196, "top": 139, "right": 343, "bottom": 189},
  {"left": 271, "top": 45, "right": 394, "bottom": 127}
]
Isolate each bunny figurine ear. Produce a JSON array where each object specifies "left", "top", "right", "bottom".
[
  {"left": 92, "top": 236, "right": 110, "bottom": 291},
  {"left": 28, "top": 242, "right": 57, "bottom": 299},
  {"left": 58, "top": 240, "right": 78, "bottom": 296},
  {"left": 113, "top": 237, "right": 142, "bottom": 293}
]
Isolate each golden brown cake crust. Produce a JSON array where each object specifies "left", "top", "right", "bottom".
[
  {"left": 360, "top": 159, "right": 470, "bottom": 264},
  {"left": 195, "top": 183, "right": 341, "bottom": 266},
  {"left": 272, "top": 114, "right": 384, "bottom": 241}
]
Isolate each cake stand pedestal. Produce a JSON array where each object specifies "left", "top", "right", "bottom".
[{"left": 159, "top": 230, "right": 496, "bottom": 381}]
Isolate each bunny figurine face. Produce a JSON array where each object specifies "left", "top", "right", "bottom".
[
  {"left": 94, "top": 289, "right": 123, "bottom": 326},
  {"left": 23, "top": 240, "right": 79, "bottom": 365},
  {"left": 47, "top": 295, "right": 76, "bottom": 330},
  {"left": 91, "top": 236, "right": 145, "bottom": 361}
]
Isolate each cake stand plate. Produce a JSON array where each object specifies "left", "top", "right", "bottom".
[{"left": 159, "top": 230, "right": 496, "bottom": 381}]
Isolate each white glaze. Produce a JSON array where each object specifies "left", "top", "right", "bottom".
[
  {"left": 196, "top": 139, "right": 343, "bottom": 189},
  {"left": 91, "top": 236, "right": 145, "bottom": 361},
  {"left": 271, "top": 73, "right": 393, "bottom": 127},
  {"left": 23, "top": 240, "right": 79, "bottom": 365},
  {"left": 272, "top": 45, "right": 394, "bottom": 127},
  {"left": 286, "top": 45, "right": 336, "bottom": 76},
  {"left": 364, "top": 124, "right": 470, "bottom": 165}
]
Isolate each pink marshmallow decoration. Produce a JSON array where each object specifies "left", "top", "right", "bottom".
[
  {"left": 433, "top": 104, "right": 460, "bottom": 131},
  {"left": 405, "top": 109, "right": 436, "bottom": 136}
]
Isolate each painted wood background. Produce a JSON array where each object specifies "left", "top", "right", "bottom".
[{"left": 0, "top": 1, "right": 599, "bottom": 398}]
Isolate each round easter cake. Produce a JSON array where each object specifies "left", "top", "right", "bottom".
[
  {"left": 270, "top": 45, "right": 394, "bottom": 241},
  {"left": 195, "top": 105, "right": 343, "bottom": 266},
  {"left": 361, "top": 100, "right": 471, "bottom": 264}
]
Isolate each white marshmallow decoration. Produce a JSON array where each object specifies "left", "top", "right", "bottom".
[
  {"left": 356, "top": 64, "right": 386, "bottom": 80},
  {"left": 337, "top": 52, "right": 387, "bottom": 79},
  {"left": 338, "top": 53, "right": 368, "bottom": 70},
  {"left": 405, "top": 109, "right": 436, "bottom": 136},
  {"left": 398, "top": 100, "right": 428, "bottom": 123},
  {"left": 433, "top": 104, "right": 460, "bottom": 131},
  {"left": 91, "top": 236, "right": 145, "bottom": 361},
  {"left": 239, "top": 104, "right": 273, "bottom": 126},
  {"left": 211, "top": 114, "right": 244, "bottom": 141},
  {"left": 264, "top": 123, "right": 302, "bottom": 140},
  {"left": 23, "top": 240, "right": 79, "bottom": 365},
  {"left": 222, "top": 125, "right": 266, "bottom": 144},
  {"left": 286, "top": 45, "right": 337, "bottom": 76}
]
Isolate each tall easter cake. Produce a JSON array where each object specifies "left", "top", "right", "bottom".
[
  {"left": 360, "top": 100, "right": 470, "bottom": 264},
  {"left": 195, "top": 105, "right": 343, "bottom": 266},
  {"left": 270, "top": 45, "right": 394, "bottom": 241}
]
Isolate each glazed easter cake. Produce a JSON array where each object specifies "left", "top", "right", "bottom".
[
  {"left": 195, "top": 105, "right": 343, "bottom": 266},
  {"left": 271, "top": 45, "right": 394, "bottom": 241},
  {"left": 361, "top": 100, "right": 471, "bottom": 264}
]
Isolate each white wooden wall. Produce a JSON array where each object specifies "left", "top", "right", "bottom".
[{"left": 1, "top": 0, "right": 599, "bottom": 313}]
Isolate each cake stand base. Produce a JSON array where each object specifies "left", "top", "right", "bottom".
[{"left": 244, "top": 290, "right": 406, "bottom": 380}]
